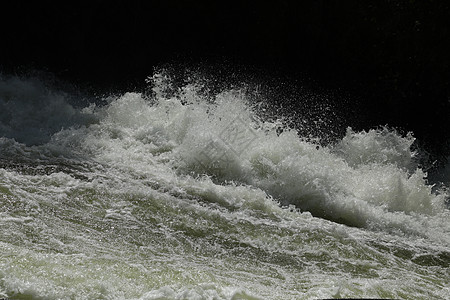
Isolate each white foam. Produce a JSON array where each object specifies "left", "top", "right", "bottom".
[
  {"left": 1, "top": 73, "right": 449, "bottom": 299},
  {"left": 2, "top": 74, "right": 444, "bottom": 236}
]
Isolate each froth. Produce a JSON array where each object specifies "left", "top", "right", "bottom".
[
  {"left": 1, "top": 73, "right": 448, "bottom": 238},
  {"left": 1, "top": 73, "right": 450, "bottom": 299}
]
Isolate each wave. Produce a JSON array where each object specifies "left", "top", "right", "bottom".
[
  {"left": 1, "top": 71, "right": 450, "bottom": 299},
  {"left": 0, "top": 72, "right": 448, "bottom": 241}
]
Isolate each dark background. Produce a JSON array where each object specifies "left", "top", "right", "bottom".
[{"left": 1, "top": 1, "right": 450, "bottom": 165}]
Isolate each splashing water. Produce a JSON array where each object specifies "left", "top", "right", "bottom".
[{"left": 0, "top": 72, "right": 449, "bottom": 299}]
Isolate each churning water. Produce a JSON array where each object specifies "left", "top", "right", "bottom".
[{"left": 0, "top": 72, "right": 449, "bottom": 299}]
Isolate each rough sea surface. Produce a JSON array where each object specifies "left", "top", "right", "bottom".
[{"left": 0, "top": 73, "right": 449, "bottom": 299}]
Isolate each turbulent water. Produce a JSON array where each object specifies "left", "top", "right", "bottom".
[{"left": 0, "top": 72, "right": 449, "bottom": 300}]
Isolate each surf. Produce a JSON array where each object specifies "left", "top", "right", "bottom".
[{"left": 0, "top": 71, "right": 449, "bottom": 299}]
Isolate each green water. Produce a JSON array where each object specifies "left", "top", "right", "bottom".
[{"left": 0, "top": 75, "right": 449, "bottom": 299}]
